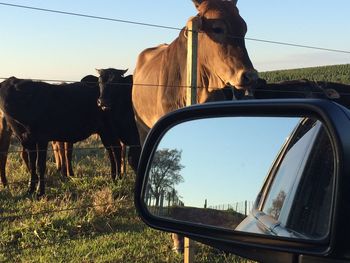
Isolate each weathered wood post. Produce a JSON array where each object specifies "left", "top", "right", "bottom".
[
  {"left": 184, "top": 16, "right": 200, "bottom": 263},
  {"left": 186, "top": 17, "right": 199, "bottom": 107}
]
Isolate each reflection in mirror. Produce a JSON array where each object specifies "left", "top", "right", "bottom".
[{"left": 143, "top": 117, "right": 335, "bottom": 240}]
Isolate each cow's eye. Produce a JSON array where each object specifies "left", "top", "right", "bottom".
[{"left": 212, "top": 27, "right": 224, "bottom": 34}]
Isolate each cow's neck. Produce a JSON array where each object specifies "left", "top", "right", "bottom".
[
  {"left": 159, "top": 28, "right": 227, "bottom": 112},
  {"left": 158, "top": 33, "right": 188, "bottom": 111}
]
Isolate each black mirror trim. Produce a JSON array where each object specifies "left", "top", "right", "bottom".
[{"left": 134, "top": 98, "right": 350, "bottom": 261}]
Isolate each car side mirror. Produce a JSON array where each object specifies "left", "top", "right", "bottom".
[{"left": 134, "top": 99, "right": 350, "bottom": 262}]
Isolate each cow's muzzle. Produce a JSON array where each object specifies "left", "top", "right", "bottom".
[{"left": 97, "top": 98, "right": 112, "bottom": 111}]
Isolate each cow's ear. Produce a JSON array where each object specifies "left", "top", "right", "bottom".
[
  {"left": 186, "top": 15, "right": 202, "bottom": 31},
  {"left": 122, "top": 69, "right": 128, "bottom": 76},
  {"left": 223, "top": 0, "right": 238, "bottom": 4},
  {"left": 192, "top": 0, "right": 203, "bottom": 10},
  {"left": 95, "top": 68, "right": 102, "bottom": 75}
]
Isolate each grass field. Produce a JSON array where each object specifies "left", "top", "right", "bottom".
[
  {"left": 259, "top": 63, "right": 350, "bottom": 84},
  {"left": 2, "top": 63, "right": 348, "bottom": 262},
  {"left": 0, "top": 136, "right": 253, "bottom": 263}
]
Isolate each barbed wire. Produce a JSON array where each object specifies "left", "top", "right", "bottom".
[
  {"left": 0, "top": 2, "right": 350, "bottom": 54},
  {"left": 0, "top": 2, "right": 181, "bottom": 31},
  {"left": 0, "top": 76, "right": 194, "bottom": 89},
  {"left": 4, "top": 144, "right": 141, "bottom": 155},
  {"left": 1, "top": 171, "right": 120, "bottom": 187},
  {"left": 0, "top": 76, "right": 350, "bottom": 96},
  {"left": 1, "top": 145, "right": 137, "bottom": 187}
]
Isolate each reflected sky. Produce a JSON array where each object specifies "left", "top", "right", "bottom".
[{"left": 156, "top": 117, "right": 300, "bottom": 208}]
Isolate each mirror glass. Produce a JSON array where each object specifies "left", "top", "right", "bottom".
[{"left": 143, "top": 116, "right": 335, "bottom": 240}]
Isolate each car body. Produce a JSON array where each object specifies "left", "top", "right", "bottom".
[
  {"left": 236, "top": 118, "right": 333, "bottom": 240},
  {"left": 134, "top": 99, "right": 350, "bottom": 263}
]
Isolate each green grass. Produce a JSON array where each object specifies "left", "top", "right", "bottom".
[
  {"left": 0, "top": 137, "right": 253, "bottom": 263},
  {"left": 260, "top": 63, "right": 350, "bottom": 84}
]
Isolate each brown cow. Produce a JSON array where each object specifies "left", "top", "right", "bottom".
[
  {"left": 50, "top": 141, "right": 74, "bottom": 177},
  {"left": 130, "top": 0, "right": 257, "bottom": 252},
  {"left": 132, "top": 0, "right": 258, "bottom": 144},
  {"left": 96, "top": 0, "right": 256, "bottom": 252}
]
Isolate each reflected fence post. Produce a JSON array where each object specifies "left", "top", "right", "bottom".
[
  {"left": 209, "top": 201, "right": 254, "bottom": 216},
  {"left": 146, "top": 187, "right": 183, "bottom": 217}
]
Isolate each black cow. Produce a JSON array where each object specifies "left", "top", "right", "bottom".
[
  {"left": 251, "top": 78, "right": 350, "bottom": 108},
  {"left": 96, "top": 68, "right": 141, "bottom": 173},
  {"left": 0, "top": 71, "right": 140, "bottom": 196}
]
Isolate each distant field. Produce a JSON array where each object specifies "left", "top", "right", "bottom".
[
  {"left": 260, "top": 63, "right": 350, "bottom": 84},
  {"left": 0, "top": 137, "right": 253, "bottom": 263}
]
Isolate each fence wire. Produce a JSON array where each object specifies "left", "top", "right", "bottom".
[
  {"left": 1, "top": 171, "right": 116, "bottom": 187},
  {"left": 1, "top": 2, "right": 350, "bottom": 54},
  {"left": 2, "top": 144, "right": 141, "bottom": 155},
  {"left": 0, "top": 77, "right": 349, "bottom": 97}
]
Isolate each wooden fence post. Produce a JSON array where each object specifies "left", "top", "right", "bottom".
[
  {"left": 184, "top": 16, "right": 199, "bottom": 263},
  {"left": 186, "top": 17, "right": 199, "bottom": 106},
  {"left": 184, "top": 237, "right": 195, "bottom": 263}
]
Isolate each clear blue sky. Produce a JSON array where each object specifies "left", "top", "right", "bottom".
[
  {"left": 1, "top": 0, "right": 349, "bottom": 81},
  {"left": 156, "top": 117, "right": 300, "bottom": 208}
]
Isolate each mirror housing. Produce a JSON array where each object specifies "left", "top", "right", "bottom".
[{"left": 135, "top": 99, "right": 350, "bottom": 262}]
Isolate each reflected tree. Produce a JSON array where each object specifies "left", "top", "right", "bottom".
[
  {"left": 268, "top": 190, "right": 286, "bottom": 219},
  {"left": 148, "top": 148, "right": 184, "bottom": 206}
]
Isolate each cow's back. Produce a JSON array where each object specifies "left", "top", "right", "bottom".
[{"left": 0, "top": 77, "right": 102, "bottom": 143}]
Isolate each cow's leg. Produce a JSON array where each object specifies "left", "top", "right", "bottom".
[
  {"left": 99, "top": 135, "right": 118, "bottom": 180},
  {"left": 120, "top": 143, "right": 126, "bottom": 177},
  {"left": 21, "top": 148, "right": 30, "bottom": 172},
  {"left": 120, "top": 134, "right": 141, "bottom": 175},
  {"left": 107, "top": 146, "right": 118, "bottom": 180},
  {"left": 57, "top": 142, "right": 68, "bottom": 177},
  {"left": 114, "top": 141, "right": 122, "bottom": 179},
  {"left": 51, "top": 141, "right": 62, "bottom": 172},
  {"left": 0, "top": 124, "right": 12, "bottom": 187},
  {"left": 65, "top": 142, "right": 74, "bottom": 177},
  {"left": 26, "top": 144, "right": 38, "bottom": 194},
  {"left": 135, "top": 120, "right": 149, "bottom": 147},
  {"left": 59, "top": 142, "right": 67, "bottom": 177},
  {"left": 37, "top": 141, "right": 48, "bottom": 197},
  {"left": 120, "top": 121, "right": 141, "bottom": 175},
  {"left": 128, "top": 144, "right": 141, "bottom": 174}
]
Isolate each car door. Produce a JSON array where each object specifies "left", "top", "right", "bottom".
[{"left": 236, "top": 118, "right": 335, "bottom": 239}]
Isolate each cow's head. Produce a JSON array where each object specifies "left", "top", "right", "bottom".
[
  {"left": 96, "top": 68, "right": 128, "bottom": 111},
  {"left": 190, "top": 0, "right": 258, "bottom": 95},
  {"left": 80, "top": 75, "right": 99, "bottom": 87}
]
